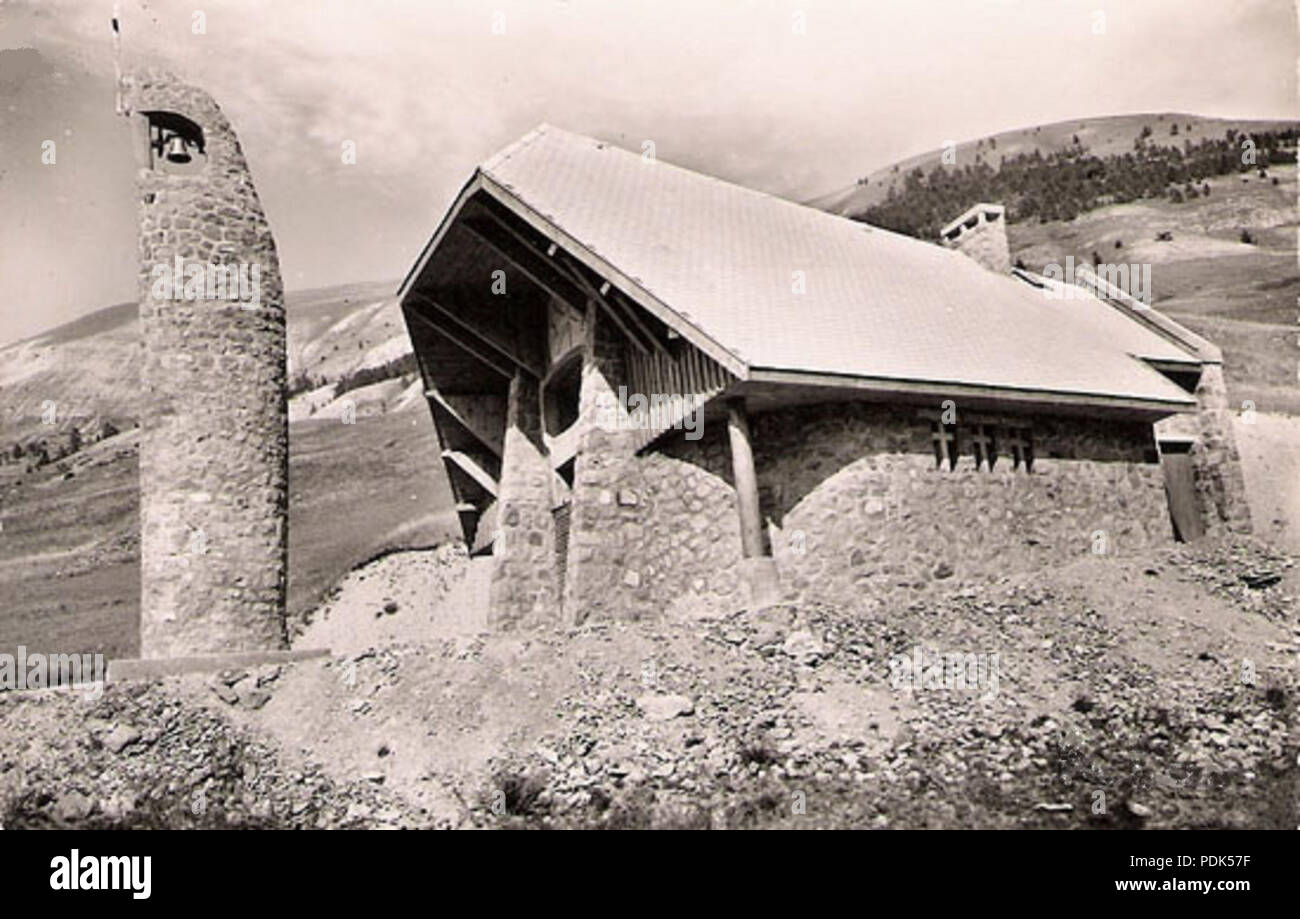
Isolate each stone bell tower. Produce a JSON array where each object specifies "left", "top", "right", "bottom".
[{"left": 122, "top": 70, "right": 289, "bottom": 659}]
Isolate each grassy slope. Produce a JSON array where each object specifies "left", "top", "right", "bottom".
[
  {"left": 0, "top": 410, "right": 457, "bottom": 660},
  {"left": 1008, "top": 163, "right": 1299, "bottom": 414},
  {"left": 809, "top": 112, "right": 1298, "bottom": 216},
  {"left": 0, "top": 278, "right": 446, "bottom": 659}
]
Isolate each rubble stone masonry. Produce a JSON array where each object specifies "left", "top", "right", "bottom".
[
  {"left": 127, "top": 71, "right": 288, "bottom": 657},
  {"left": 1188, "top": 364, "right": 1253, "bottom": 535},
  {"left": 488, "top": 372, "right": 560, "bottom": 628},
  {"left": 564, "top": 401, "right": 1170, "bottom": 622}
]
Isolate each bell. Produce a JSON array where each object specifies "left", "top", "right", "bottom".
[{"left": 164, "top": 135, "right": 191, "bottom": 164}]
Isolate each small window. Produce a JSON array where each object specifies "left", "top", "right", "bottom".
[
  {"left": 931, "top": 420, "right": 959, "bottom": 470},
  {"left": 925, "top": 417, "right": 1033, "bottom": 472},
  {"left": 542, "top": 350, "right": 582, "bottom": 437}
]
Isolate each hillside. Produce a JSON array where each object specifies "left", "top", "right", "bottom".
[
  {"left": 0, "top": 280, "right": 449, "bottom": 660},
  {"left": 0, "top": 279, "right": 415, "bottom": 452},
  {"left": 1006, "top": 163, "right": 1299, "bottom": 415},
  {"left": 0, "top": 410, "right": 457, "bottom": 661},
  {"left": 809, "top": 113, "right": 1299, "bottom": 219}
]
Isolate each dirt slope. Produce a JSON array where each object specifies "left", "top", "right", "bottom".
[{"left": 2, "top": 533, "right": 1294, "bottom": 830}]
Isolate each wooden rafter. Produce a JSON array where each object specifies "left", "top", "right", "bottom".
[
  {"left": 469, "top": 196, "right": 672, "bottom": 358},
  {"left": 425, "top": 389, "right": 503, "bottom": 458},
  {"left": 406, "top": 291, "right": 542, "bottom": 379},
  {"left": 459, "top": 213, "right": 586, "bottom": 310},
  {"left": 442, "top": 449, "right": 499, "bottom": 497},
  {"left": 553, "top": 253, "right": 670, "bottom": 357},
  {"left": 608, "top": 287, "right": 672, "bottom": 357},
  {"left": 405, "top": 306, "right": 513, "bottom": 380},
  {"left": 548, "top": 254, "right": 649, "bottom": 356}
]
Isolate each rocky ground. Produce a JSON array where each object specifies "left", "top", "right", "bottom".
[{"left": 1, "top": 532, "right": 1294, "bottom": 830}]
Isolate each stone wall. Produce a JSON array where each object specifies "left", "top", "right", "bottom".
[
  {"left": 753, "top": 404, "right": 1168, "bottom": 612},
  {"left": 127, "top": 71, "right": 288, "bottom": 657},
  {"left": 562, "top": 305, "right": 649, "bottom": 621},
  {"left": 1187, "top": 364, "right": 1253, "bottom": 535},
  {"left": 564, "top": 401, "right": 1171, "bottom": 621}
]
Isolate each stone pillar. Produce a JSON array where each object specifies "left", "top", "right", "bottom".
[
  {"left": 1190, "top": 363, "right": 1253, "bottom": 535},
  {"left": 488, "top": 370, "right": 559, "bottom": 628},
  {"left": 562, "top": 303, "right": 644, "bottom": 623},
  {"left": 125, "top": 71, "right": 288, "bottom": 658}
]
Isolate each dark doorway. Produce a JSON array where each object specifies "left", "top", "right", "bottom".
[{"left": 1159, "top": 440, "right": 1204, "bottom": 542}]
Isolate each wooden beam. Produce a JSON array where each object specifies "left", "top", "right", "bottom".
[
  {"left": 406, "top": 292, "right": 543, "bottom": 378},
  {"left": 726, "top": 398, "right": 765, "bottom": 559},
  {"left": 605, "top": 286, "right": 672, "bottom": 358},
  {"left": 425, "top": 389, "right": 503, "bottom": 458},
  {"left": 551, "top": 254, "right": 650, "bottom": 356},
  {"left": 459, "top": 215, "right": 586, "bottom": 311},
  {"left": 442, "top": 449, "right": 500, "bottom": 497},
  {"left": 478, "top": 174, "right": 751, "bottom": 380},
  {"left": 405, "top": 306, "right": 514, "bottom": 380},
  {"left": 556, "top": 252, "right": 670, "bottom": 357},
  {"left": 467, "top": 205, "right": 668, "bottom": 358},
  {"left": 744, "top": 368, "right": 1195, "bottom": 415},
  {"left": 477, "top": 190, "right": 717, "bottom": 363}
]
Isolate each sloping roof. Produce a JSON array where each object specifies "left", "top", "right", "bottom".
[
  {"left": 421, "top": 124, "right": 1197, "bottom": 411},
  {"left": 1070, "top": 267, "right": 1222, "bottom": 364},
  {"left": 1010, "top": 268, "right": 1205, "bottom": 367}
]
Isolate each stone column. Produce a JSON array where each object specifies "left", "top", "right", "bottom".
[
  {"left": 561, "top": 302, "right": 644, "bottom": 623},
  {"left": 488, "top": 370, "right": 559, "bottom": 628},
  {"left": 1190, "top": 363, "right": 1253, "bottom": 535},
  {"left": 126, "top": 71, "right": 288, "bottom": 658}
]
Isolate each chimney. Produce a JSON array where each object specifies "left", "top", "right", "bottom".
[{"left": 940, "top": 203, "right": 1010, "bottom": 274}]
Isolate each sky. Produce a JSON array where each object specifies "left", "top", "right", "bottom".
[{"left": 0, "top": 0, "right": 1296, "bottom": 346}]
